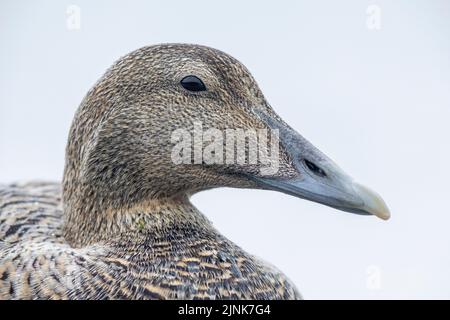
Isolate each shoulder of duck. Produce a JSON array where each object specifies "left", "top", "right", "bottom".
[
  {"left": 1, "top": 225, "right": 299, "bottom": 299},
  {"left": 0, "top": 183, "right": 300, "bottom": 299},
  {"left": 74, "top": 229, "right": 302, "bottom": 299},
  {"left": 0, "top": 182, "right": 62, "bottom": 243},
  {"left": 0, "top": 182, "right": 82, "bottom": 299}
]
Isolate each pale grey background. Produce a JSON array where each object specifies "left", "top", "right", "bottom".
[{"left": 1, "top": 0, "right": 449, "bottom": 299}]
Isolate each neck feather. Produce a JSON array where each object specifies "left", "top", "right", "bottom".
[{"left": 62, "top": 188, "right": 213, "bottom": 248}]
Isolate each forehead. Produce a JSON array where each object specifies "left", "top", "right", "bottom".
[
  {"left": 151, "top": 44, "right": 250, "bottom": 75},
  {"left": 118, "top": 44, "right": 263, "bottom": 100}
]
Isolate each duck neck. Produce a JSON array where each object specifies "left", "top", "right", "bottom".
[{"left": 62, "top": 187, "right": 213, "bottom": 248}]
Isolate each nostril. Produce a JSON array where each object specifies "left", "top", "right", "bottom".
[{"left": 303, "top": 159, "right": 327, "bottom": 177}]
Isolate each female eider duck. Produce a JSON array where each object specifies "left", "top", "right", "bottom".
[{"left": 0, "top": 44, "right": 390, "bottom": 299}]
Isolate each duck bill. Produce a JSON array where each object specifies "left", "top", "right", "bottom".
[
  {"left": 253, "top": 174, "right": 390, "bottom": 220},
  {"left": 252, "top": 109, "right": 390, "bottom": 220}
]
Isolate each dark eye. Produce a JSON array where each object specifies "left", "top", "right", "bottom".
[{"left": 180, "top": 75, "right": 207, "bottom": 92}]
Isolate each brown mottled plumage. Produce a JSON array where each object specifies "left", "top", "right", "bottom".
[
  {"left": 0, "top": 44, "right": 301, "bottom": 299},
  {"left": 0, "top": 44, "right": 391, "bottom": 300}
]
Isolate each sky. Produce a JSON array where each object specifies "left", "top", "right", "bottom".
[{"left": 1, "top": 0, "right": 450, "bottom": 299}]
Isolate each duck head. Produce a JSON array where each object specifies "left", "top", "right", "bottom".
[{"left": 63, "top": 44, "right": 389, "bottom": 243}]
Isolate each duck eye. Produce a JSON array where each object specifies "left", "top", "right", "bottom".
[{"left": 180, "top": 75, "right": 207, "bottom": 92}]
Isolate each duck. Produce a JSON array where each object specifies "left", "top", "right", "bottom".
[{"left": 0, "top": 44, "right": 390, "bottom": 300}]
